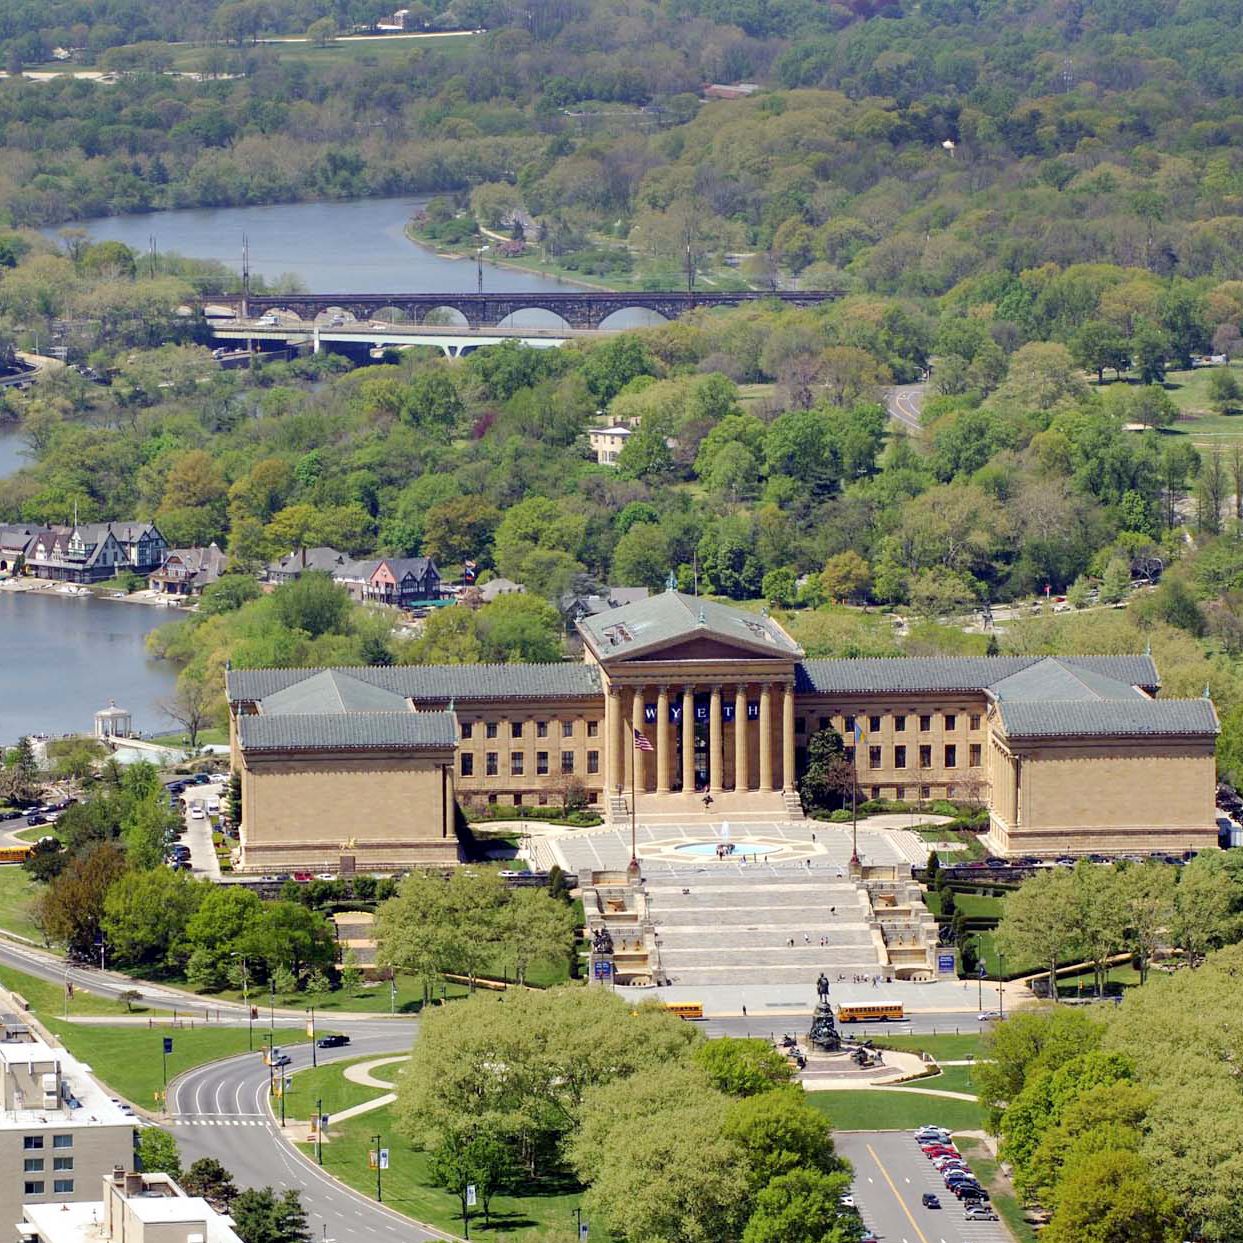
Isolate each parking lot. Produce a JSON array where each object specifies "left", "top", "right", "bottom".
[{"left": 836, "top": 1131, "right": 1010, "bottom": 1243}]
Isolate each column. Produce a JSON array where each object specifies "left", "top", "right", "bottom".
[
  {"left": 734, "top": 684, "right": 749, "bottom": 792},
  {"left": 682, "top": 686, "right": 695, "bottom": 794},
  {"left": 759, "top": 684, "right": 774, "bottom": 791},
  {"left": 607, "top": 686, "right": 623, "bottom": 795},
  {"left": 656, "top": 686, "right": 671, "bottom": 794},
  {"left": 782, "top": 682, "right": 796, "bottom": 792},
  {"left": 709, "top": 685, "right": 724, "bottom": 794},
  {"left": 631, "top": 685, "right": 646, "bottom": 793}
]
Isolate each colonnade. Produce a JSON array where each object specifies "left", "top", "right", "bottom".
[{"left": 603, "top": 682, "right": 797, "bottom": 797}]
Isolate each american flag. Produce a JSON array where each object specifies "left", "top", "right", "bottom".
[{"left": 633, "top": 728, "right": 654, "bottom": 752}]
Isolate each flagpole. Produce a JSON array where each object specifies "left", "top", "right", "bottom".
[
  {"left": 629, "top": 731, "right": 639, "bottom": 879},
  {"left": 850, "top": 725, "right": 860, "bottom": 869}
]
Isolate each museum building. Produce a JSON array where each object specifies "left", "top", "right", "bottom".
[{"left": 225, "top": 590, "right": 1219, "bottom": 871}]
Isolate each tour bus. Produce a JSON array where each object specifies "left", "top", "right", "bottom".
[{"left": 835, "top": 1000, "right": 905, "bottom": 1023}]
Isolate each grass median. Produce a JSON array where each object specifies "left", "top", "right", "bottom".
[
  {"left": 955, "top": 1136, "right": 1036, "bottom": 1242},
  {"left": 0, "top": 961, "right": 168, "bottom": 1018},
  {"left": 806, "top": 1090, "right": 985, "bottom": 1132},
  {"left": 0, "top": 865, "right": 45, "bottom": 941}
]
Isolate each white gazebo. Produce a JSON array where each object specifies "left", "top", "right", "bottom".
[{"left": 93, "top": 700, "right": 133, "bottom": 739}]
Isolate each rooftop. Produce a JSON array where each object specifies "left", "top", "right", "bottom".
[
  {"left": 0, "top": 1039, "right": 131, "bottom": 1128},
  {"left": 996, "top": 698, "right": 1218, "bottom": 739},
  {"left": 238, "top": 711, "right": 457, "bottom": 753}
]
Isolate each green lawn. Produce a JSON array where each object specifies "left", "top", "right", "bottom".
[
  {"left": 927, "top": 1064, "right": 977, "bottom": 1095},
  {"left": 169, "top": 32, "right": 480, "bottom": 73},
  {"left": 208, "top": 973, "right": 474, "bottom": 1015},
  {"left": 1091, "top": 364, "right": 1243, "bottom": 444},
  {"left": 924, "top": 889, "right": 1004, "bottom": 919},
  {"left": 956, "top": 1136, "right": 1037, "bottom": 1243},
  {"left": 148, "top": 727, "right": 229, "bottom": 748},
  {"left": 0, "top": 962, "right": 168, "bottom": 1018},
  {"left": 45, "top": 1021, "right": 307, "bottom": 1107},
  {"left": 297, "top": 1100, "right": 584, "bottom": 1238},
  {"left": 869, "top": 1033, "right": 986, "bottom": 1061},
  {"left": 0, "top": 865, "right": 45, "bottom": 941},
  {"left": 806, "top": 1090, "right": 984, "bottom": 1132},
  {"left": 283, "top": 1055, "right": 389, "bottom": 1122}
]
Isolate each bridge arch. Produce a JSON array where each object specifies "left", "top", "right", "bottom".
[
  {"left": 419, "top": 306, "right": 470, "bottom": 327},
  {"left": 597, "top": 306, "right": 670, "bottom": 330},
  {"left": 369, "top": 306, "right": 411, "bottom": 324},
  {"left": 496, "top": 307, "right": 574, "bottom": 331},
  {"left": 312, "top": 305, "right": 358, "bottom": 324}
]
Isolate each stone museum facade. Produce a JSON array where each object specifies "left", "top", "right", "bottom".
[{"left": 226, "top": 590, "right": 1219, "bottom": 871}]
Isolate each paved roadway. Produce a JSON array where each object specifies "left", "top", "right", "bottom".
[
  {"left": 886, "top": 383, "right": 925, "bottom": 432},
  {"left": 170, "top": 1024, "right": 434, "bottom": 1243},
  {"left": 837, "top": 1132, "right": 1008, "bottom": 1243}
]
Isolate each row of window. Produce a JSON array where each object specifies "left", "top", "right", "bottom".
[
  {"left": 854, "top": 744, "right": 982, "bottom": 770},
  {"left": 461, "top": 751, "right": 599, "bottom": 777},
  {"left": 461, "top": 720, "right": 600, "bottom": 740},
  {"left": 23, "top": 1136, "right": 72, "bottom": 1150},
  {"left": 800, "top": 712, "right": 983, "bottom": 736},
  {"left": 23, "top": 1180, "right": 73, "bottom": 1195},
  {"left": 24, "top": 1158, "right": 73, "bottom": 1172}
]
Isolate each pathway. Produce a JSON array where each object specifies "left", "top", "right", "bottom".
[{"left": 324, "top": 1054, "right": 409, "bottom": 1124}]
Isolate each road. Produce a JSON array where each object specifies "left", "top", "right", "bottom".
[
  {"left": 886, "top": 383, "right": 925, "bottom": 432},
  {"left": 837, "top": 1132, "right": 1008, "bottom": 1243},
  {"left": 701, "top": 1012, "right": 989, "bottom": 1039},
  {"left": 170, "top": 1022, "right": 437, "bottom": 1242}
]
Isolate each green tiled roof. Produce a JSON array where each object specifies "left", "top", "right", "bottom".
[
  {"left": 238, "top": 711, "right": 457, "bottom": 753},
  {"left": 227, "top": 663, "right": 602, "bottom": 705},
  {"left": 987, "top": 657, "right": 1144, "bottom": 702},
  {"left": 262, "top": 670, "right": 411, "bottom": 715},
  {"left": 577, "top": 591, "right": 802, "bottom": 660},
  {"left": 996, "top": 699, "right": 1218, "bottom": 739},
  {"left": 797, "top": 655, "right": 1160, "bottom": 696}
]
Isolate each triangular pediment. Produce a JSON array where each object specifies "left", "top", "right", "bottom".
[{"left": 578, "top": 591, "right": 803, "bottom": 664}]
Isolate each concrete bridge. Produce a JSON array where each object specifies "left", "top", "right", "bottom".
[{"left": 200, "top": 289, "right": 844, "bottom": 330}]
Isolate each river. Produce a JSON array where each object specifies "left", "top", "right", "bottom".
[
  {"left": 0, "top": 425, "right": 26, "bottom": 478},
  {"left": 0, "top": 589, "right": 178, "bottom": 745}
]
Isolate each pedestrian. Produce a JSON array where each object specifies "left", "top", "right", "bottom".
[
  {"left": 742, "top": 1004, "right": 747, "bottom": 1017},
  {"left": 804, "top": 933, "right": 810, "bottom": 944},
  {"left": 811, "top": 832, "right": 816, "bottom": 842}
]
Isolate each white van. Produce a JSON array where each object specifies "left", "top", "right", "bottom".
[{"left": 207, "top": 797, "right": 221, "bottom": 815}]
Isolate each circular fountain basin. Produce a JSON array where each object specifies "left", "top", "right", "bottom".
[{"left": 673, "top": 840, "right": 782, "bottom": 858}]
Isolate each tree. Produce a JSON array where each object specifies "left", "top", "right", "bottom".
[
  {"left": 723, "top": 1087, "right": 845, "bottom": 1185},
  {"left": 1041, "top": 1149, "right": 1177, "bottom": 1243},
  {"left": 306, "top": 17, "right": 337, "bottom": 45},
  {"left": 693, "top": 1039, "right": 794, "bottom": 1098},
  {"left": 762, "top": 567, "right": 798, "bottom": 609},
  {"left": 1117, "top": 864, "right": 1175, "bottom": 984},
  {"left": 1208, "top": 367, "right": 1241, "bottom": 414},
  {"left": 1170, "top": 854, "right": 1238, "bottom": 966},
  {"left": 137, "top": 1127, "right": 182, "bottom": 1178},
  {"left": 270, "top": 574, "right": 352, "bottom": 638},
  {"left": 159, "top": 671, "right": 218, "bottom": 750},
  {"left": 231, "top": 1188, "right": 312, "bottom": 1243},
  {"left": 1130, "top": 320, "right": 1170, "bottom": 385},
  {"left": 798, "top": 728, "right": 854, "bottom": 813},
  {"left": 741, "top": 1169, "right": 858, "bottom": 1243},
  {"left": 1, "top": 736, "right": 41, "bottom": 802},
  {"left": 477, "top": 593, "right": 562, "bottom": 663},
  {"left": 101, "top": 867, "right": 203, "bottom": 971},
  {"left": 498, "top": 887, "right": 575, "bottom": 985},
  {"left": 995, "top": 867, "right": 1080, "bottom": 998},
  {"left": 819, "top": 551, "right": 871, "bottom": 603},
  {"left": 38, "top": 842, "right": 128, "bottom": 958},
  {"left": 1071, "top": 321, "right": 1129, "bottom": 383},
  {"left": 428, "top": 1130, "right": 515, "bottom": 1229},
  {"left": 184, "top": 884, "right": 263, "bottom": 990},
  {"left": 612, "top": 522, "right": 672, "bottom": 591},
  {"left": 182, "top": 1158, "right": 238, "bottom": 1208}
]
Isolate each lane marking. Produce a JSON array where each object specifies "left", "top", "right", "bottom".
[{"left": 866, "top": 1143, "right": 930, "bottom": 1243}]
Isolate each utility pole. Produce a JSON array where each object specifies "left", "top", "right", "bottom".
[
  {"left": 316, "top": 1097, "right": 323, "bottom": 1165},
  {"left": 269, "top": 977, "right": 275, "bottom": 1036},
  {"left": 997, "top": 950, "right": 1005, "bottom": 1018},
  {"left": 308, "top": 1007, "right": 317, "bottom": 1067},
  {"left": 241, "top": 234, "right": 250, "bottom": 320}
]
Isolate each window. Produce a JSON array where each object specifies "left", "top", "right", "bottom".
[
  {"left": 969, "top": 714, "right": 981, "bottom": 730},
  {"left": 53, "top": 1180, "right": 73, "bottom": 1195},
  {"left": 587, "top": 751, "right": 599, "bottom": 774},
  {"left": 24, "top": 1159, "right": 43, "bottom": 1172},
  {"left": 460, "top": 722, "right": 473, "bottom": 740},
  {"left": 23, "top": 1137, "right": 43, "bottom": 1150},
  {"left": 844, "top": 714, "right": 855, "bottom": 733},
  {"left": 895, "top": 786, "right": 906, "bottom": 800},
  {"left": 537, "top": 752, "right": 549, "bottom": 775},
  {"left": 895, "top": 715, "right": 906, "bottom": 731},
  {"left": 969, "top": 744, "right": 982, "bottom": 767},
  {"left": 869, "top": 746, "right": 882, "bottom": 770},
  {"left": 561, "top": 751, "right": 574, "bottom": 775},
  {"left": 562, "top": 721, "right": 574, "bottom": 738},
  {"left": 51, "top": 1137, "right": 71, "bottom": 1150},
  {"left": 919, "top": 714, "right": 931, "bottom": 731},
  {"left": 895, "top": 745, "right": 907, "bottom": 769},
  {"left": 53, "top": 1158, "right": 72, "bottom": 1172},
  {"left": 460, "top": 754, "right": 473, "bottom": 777},
  {"left": 487, "top": 793, "right": 497, "bottom": 805},
  {"left": 587, "top": 721, "right": 599, "bottom": 737},
  {"left": 24, "top": 1182, "right": 43, "bottom": 1196},
  {"left": 945, "top": 714, "right": 956, "bottom": 731},
  {"left": 844, "top": 746, "right": 854, "bottom": 764},
  {"left": 485, "top": 752, "right": 498, "bottom": 776},
  {"left": 538, "top": 793, "right": 548, "bottom": 806},
  {"left": 918, "top": 745, "right": 931, "bottom": 768},
  {"left": 510, "top": 752, "right": 524, "bottom": 776},
  {"left": 796, "top": 717, "right": 806, "bottom": 735},
  {"left": 485, "top": 722, "right": 498, "bottom": 739},
  {"left": 818, "top": 716, "right": 830, "bottom": 731},
  {"left": 513, "top": 794, "right": 522, "bottom": 807},
  {"left": 536, "top": 721, "right": 548, "bottom": 738},
  {"left": 920, "top": 785, "right": 931, "bottom": 799},
  {"left": 869, "top": 715, "right": 881, "bottom": 732},
  {"left": 511, "top": 721, "right": 523, "bottom": 739},
  {"left": 945, "top": 745, "right": 957, "bottom": 768}
]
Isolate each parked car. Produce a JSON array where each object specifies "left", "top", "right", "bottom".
[
  {"left": 965, "top": 1205, "right": 998, "bottom": 1220},
  {"left": 316, "top": 1034, "right": 350, "bottom": 1049},
  {"left": 189, "top": 806, "right": 205, "bottom": 819},
  {"left": 293, "top": 872, "right": 312, "bottom": 882},
  {"left": 920, "top": 1193, "right": 941, "bottom": 1209},
  {"left": 977, "top": 1010, "right": 1003, "bottom": 1021}
]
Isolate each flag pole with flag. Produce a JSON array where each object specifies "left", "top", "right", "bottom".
[{"left": 630, "top": 727, "right": 654, "bottom": 878}]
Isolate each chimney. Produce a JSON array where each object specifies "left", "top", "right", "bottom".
[{"left": 111, "top": 1167, "right": 125, "bottom": 1185}]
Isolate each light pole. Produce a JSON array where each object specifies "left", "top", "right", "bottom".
[
  {"left": 308, "top": 1007, "right": 316, "bottom": 1068},
  {"left": 233, "top": 954, "right": 252, "bottom": 1050},
  {"left": 976, "top": 937, "right": 984, "bottom": 1012},
  {"left": 316, "top": 1096, "right": 324, "bottom": 1166},
  {"left": 371, "top": 1134, "right": 383, "bottom": 1202},
  {"left": 269, "top": 977, "right": 275, "bottom": 1036},
  {"left": 997, "top": 950, "right": 1005, "bottom": 1018}
]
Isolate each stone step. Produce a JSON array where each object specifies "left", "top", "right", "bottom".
[{"left": 659, "top": 965, "right": 883, "bottom": 985}]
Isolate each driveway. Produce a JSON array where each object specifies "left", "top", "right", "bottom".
[
  {"left": 181, "top": 784, "right": 223, "bottom": 880},
  {"left": 836, "top": 1130, "right": 1010, "bottom": 1243}
]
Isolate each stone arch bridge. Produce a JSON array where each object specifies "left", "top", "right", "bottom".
[{"left": 201, "top": 289, "right": 844, "bottom": 330}]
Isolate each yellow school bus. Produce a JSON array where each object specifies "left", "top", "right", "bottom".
[
  {"left": 663, "top": 1001, "right": 705, "bottom": 1020},
  {"left": 836, "top": 1000, "right": 904, "bottom": 1023},
  {"left": 0, "top": 846, "right": 31, "bottom": 864}
]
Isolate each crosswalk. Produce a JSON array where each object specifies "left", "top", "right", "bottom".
[{"left": 170, "top": 1115, "right": 269, "bottom": 1127}]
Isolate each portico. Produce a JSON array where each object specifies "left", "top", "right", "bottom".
[{"left": 577, "top": 593, "right": 804, "bottom": 816}]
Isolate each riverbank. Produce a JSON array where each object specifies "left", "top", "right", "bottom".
[{"left": 0, "top": 576, "right": 192, "bottom": 612}]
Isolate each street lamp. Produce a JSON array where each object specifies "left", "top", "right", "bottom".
[
  {"left": 232, "top": 953, "right": 252, "bottom": 1050},
  {"left": 476, "top": 245, "right": 490, "bottom": 293},
  {"left": 307, "top": 1007, "right": 316, "bottom": 1068},
  {"left": 371, "top": 1134, "right": 383, "bottom": 1202},
  {"left": 997, "top": 949, "right": 1005, "bottom": 1018}
]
